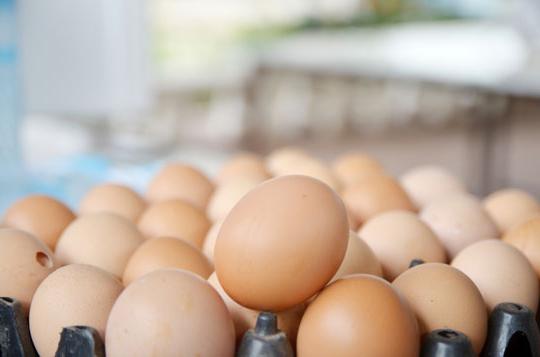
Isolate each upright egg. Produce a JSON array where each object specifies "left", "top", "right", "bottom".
[
  {"left": 358, "top": 210, "right": 447, "bottom": 280},
  {"left": 215, "top": 175, "right": 349, "bottom": 311},
  {"left": 138, "top": 199, "right": 210, "bottom": 248},
  {"left": 297, "top": 275, "right": 419, "bottom": 357},
  {"left": 3, "top": 194, "right": 76, "bottom": 249},
  {"left": 393, "top": 263, "right": 487, "bottom": 354},
  {"left": 207, "top": 177, "right": 261, "bottom": 221},
  {"left": 452, "top": 239, "right": 538, "bottom": 312},
  {"left": 55, "top": 213, "right": 144, "bottom": 277},
  {"left": 217, "top": 153, "right": 271, "bottom": 184},
  {"left": 146, "top": 163, "right": 214, "bottom": 209},
  {"left": 332, "top": 152, "right": 385, "bottom": 187},
  {"left": 0, "top": 228, "right": 55, "bottom": 311},
  {"left": 400, "top": 166, "right": 466, "bottom": 208},
  {"left": 29, "top": 264, "right": 123, "bottom": 357},
  {"left": 331, "top": 231, "right": 382, "bottom": 281},
  {"left": 123, "top": 237, "right": 213, "bottom": 285},
  {"left": 483, "top": 188, "right": 540, "bottom": 233},
  {"left": 342, "top": 175, "right": 416, "bottom": 225},
  {"left": 503, "top": 216, "right": 540, "bottom": 278},
  {"left": 265, "top": 147, "right": 311, "bottom": 176},
  {"left": 106, "top": 269, "right": 235, "bottom": 357},
  {"left": 420, "top": 194, "right": 499, "bottom": 258},
  {"left": 79, "top": 183, "right": 146, "bottom": 222}
]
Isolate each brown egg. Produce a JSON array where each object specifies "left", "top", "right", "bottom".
[
  {"left": 342, "top": 175, "right": 416, "bottom": 225},
  {"left": 393, "top": 263, "right": 487, "bottom": 354},
  {"left": 3, "top": 194, "right": 76, "bottom": 249},
  {"left": 331, "top": 231, "right": 383, "bottom": 281},
  {"left": 55, "top": 213, "right": 144, "bottom": 277},
  {"left": 217, "top": 153, "right": 271, "bottom": 184},
  {"left": 106, "top": 269, "right": 234, "bottom": 357},
  {"left": 297, "top": 275, "right": 419, "bottom": 357},
  {"left": 215, "top": 175, "right": 349, "bottom": 311},
  {"left": 275, "top": 158, "right": 342, "bottom": 192},
  {"left": 420, "top": 194, "right": 499, "bottom": 258},
  {"left": 503, "top": 216, "right": 540, "bottom": 278},
  {"left": 207, "top": 177, "right": 261, "bottom": 221},
  {"left": 146, "top": 163, "right": 214, "bottom": 209},
  {"left": 400, "top": 166, "right": 466, "bottom": 209},
  {"left": 452, "top": 239, "right": 538, "bottom": 312},
  {"left": 203, "top": 218, "right": 224, "bottom": 262},
  {"left": 123, "top": 237, "right": 213, "bottom": 285},
  {"left": 29, "top": 264, "right": 123, "bottom": 357},
  {"left": 359, "top": 210, "right": 447, "bottom": 280},
  {"left": 332, "top": 152, "right": 385, "bottom": 187},
  {"left": 265, "top": 147, "right": 311, "bottom": 176},
  {"left": 79, "top": 183, "right": 146, "bottom": 222},
  {"left": 208, "top": 273, "right": 305, "bottom": 345},
  {"left": 483, "top": 188, "right": 540, "bottom": 233},
  {"left": 0, "top": 228, "right": 55, "bottom": 312},
  {"left": 138, "top": 199, "right": 210, "bottom": 249}
]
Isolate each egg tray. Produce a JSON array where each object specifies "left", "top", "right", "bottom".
[{"left": 1, "top": 297, "right": 539, "bottom": 357}]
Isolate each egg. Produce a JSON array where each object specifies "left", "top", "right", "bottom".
[
  {"left": 400, "top": 166, "right": 466, "bottom": 208},
  {"left": 393, "top": 263, "right": 487, "bottom": 354},
  {"left": 79, "top": 183, "right": 146, "bottom": 222},
  {"left": 146, "top": 163, "right": 214, "bottom": 209},
  {"left": 274, "top": 157, "right": 342, "bottom": 192},
  {"left": 123, "top": 237, "right": 213, "bottom": 285},
  {"left": 0, "top": 228, "right": 55, "bottom": 312},
  {"left": 138, "top": 199, "right": 210, "bottom": 249},
  {"left": 265, "top": 147, "right": 311, "bottom": 176},
  {"left": 106, "top": 269, "right": 235, "bottom": 357},
  {"left": 451, "top": 239, "right": 538, "bottom": 312},
  {"left": 331, "top": 231, "right": 383, "bottom": 281},
  {"left": 358, "top": 210, "right": 447, "bottom": 280},
  {"left": 29, "top": 264, "right": 123, "bottom": 357},
  {"left": 503, "top": 216, "right": 540, "bottom": 278},
  {"left": 420, "top": 194, "right": 499, "bottom": 258},
  {"left": 208, "top": 273, "right": 305, "bottom": 345},
  {"left": 207, "top": 177, "right": 261, "bottom": 221},
  {"left": 342, "top": 175, "right": 416, "bottom": 225},
  {"left": 202, "top": 218, "right": 224, "bottom": 262},
  {"left": 297, "top": 275, "right": 419, "bottom": 357},
  {"left": 483, "top": 188, "right": 540, "bottom": 233},
  {"left": 332, "top": 152, "right": 385, "bottom": 187},
  {"left": 55, "top": 213, "right": 144, "bottom": 277},
  {"left": 3, "top": 194, "right": 76, "bottom": 249},
  {"left": 216, "top": 153, "right": 271, "bottom": 184},
  {"left": 215, "top": 175, "right": 349, "bottom": 311}
]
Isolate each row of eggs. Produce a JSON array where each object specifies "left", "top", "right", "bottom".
[{"left": 1, "top": 148, "right": 539, "bottom": 356}]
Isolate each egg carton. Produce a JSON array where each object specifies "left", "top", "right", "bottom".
[{"left": 1, "top": 296, "right": 539, "bottom": 357}]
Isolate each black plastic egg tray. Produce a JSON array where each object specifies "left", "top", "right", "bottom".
[{"left": 1, "top": 296, "right": 539, "bottom": 357}]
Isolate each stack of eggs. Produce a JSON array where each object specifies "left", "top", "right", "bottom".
[{"left": 1, "top": 148, "right": 539, "bottom": 356}]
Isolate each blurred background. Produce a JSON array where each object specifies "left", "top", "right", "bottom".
[{"left": 1, "top": 0, "right": 540, "bottom": 209}]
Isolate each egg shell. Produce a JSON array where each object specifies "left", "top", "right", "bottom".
[
  {"left": 217, "top": 153, "right": 271, "bottom": 184},
  {"left": 3, "top": 194, "right": 76, "bottom": 250},
  {"left": 123, "top": 237, "right": 213, "bottom": 285},
  {"left": 208, "top": 273, "right": 305, "bottom": 345},
  {"left": 503, "top": 216, "right": 540, "bottom": 278},
  {"left": 146, "top": 163, "right": 214, "bottom": 209},
  {"left": 265, "top": 147, "right": 311, "bottom": 176},
  {"left": 215, "top": 175, "right": 349, "bottom": 311},
  {"left": 297, "top": 274, "right": 419, "bottom": 357},
  {"left": 55, "top": 213, "right": 144, "bottom": 277},
  {"left": 0, "top": 228, "right": 55, "bottom": 312},
  {"left": 79, "top": 183, "right": 146, "bottom": 222},
  {"left": 393, "top": 263, "right": 487, "bottom": 354},
  {"left": 332, "top": 152, "right": 385, "bottom": 187},
  {"left": 359, "top": 210, "right": 447, "bottom": 280},
  {"left": 400, "top": 166, "right": 466, "bottom": 208},
  {"left": 138, "top": 199, "right": 210, "bottom": 249},
  {"left": 420, "top": 194, "right": 499, "bottom": 258},
  {"left": 342, "top": 175, "right": 416, "bottom": 224},
  {"left": 483, "top": 188, "right": 540, "bottom": 233},
  {"left": 274, "top": 157, "right": 341, "bottom": 192},
  {"left": 206, "top": 177, "right": 261, "bottom": 222},
  {"left": 29, "top": 264, "right": 123, "bottom": 357},
  {"left": 202, "top": 218, "right": 224, "bottom": 262},
  {"left": 331, "top": 231, "right": 383, "bottom": 282},
  {"left": 451, "top": 239, "right": 539, "bottom": 312},
  {"left": 106, "top": 269, "right": 235, "bottom": 357}
]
